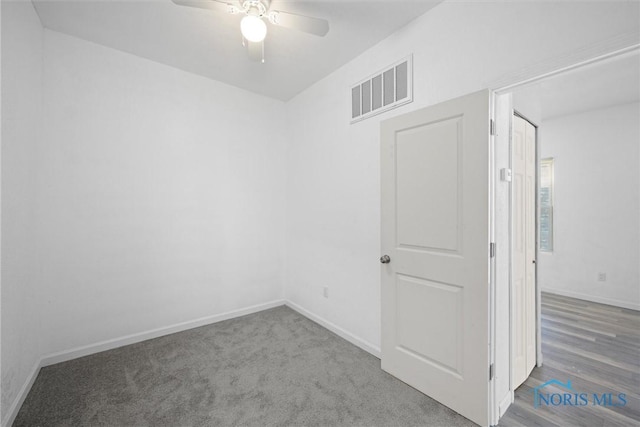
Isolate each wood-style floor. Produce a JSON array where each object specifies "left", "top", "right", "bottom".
[{"left": 500, "top": 292, "right": 640, "bottom": 426}]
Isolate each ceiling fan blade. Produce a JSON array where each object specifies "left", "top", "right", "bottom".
[
  {"left": 268, "top": 10, "right": 329, "bottom": 37},
  {"left": 171, "top": 0, "right": 240, "bottom": 15},
  {"left": 246, "top": 40, "right": 264, "bottom": 63}
]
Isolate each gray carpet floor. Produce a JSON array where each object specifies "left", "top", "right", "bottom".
[{"left": 14, "top": 306, "right": 476, "bottom": 426}]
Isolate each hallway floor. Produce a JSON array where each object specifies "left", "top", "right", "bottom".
[{"left": 500, "top": 293, "right": 640, "bottom": 426}]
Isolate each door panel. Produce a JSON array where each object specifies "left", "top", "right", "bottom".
[
  {"left": 396, "top": 117, "right": 462, "bottom": 252},
  {"left": 396, "top": 274, "right": 463, "bottom": 375},
  {"left": 381, "top": 90, "right": 491, "bottom": 427}
]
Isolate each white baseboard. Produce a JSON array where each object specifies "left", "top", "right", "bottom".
[
  {"left": 285, "top": 301, "right": 381, "bottom": 358},
  {"left": 3, "top": 299, "right": 285, "bottom": 427},
  {"left": 2, "top": 360, "right": 42, "bottom": 427},
  {"left": 541, "top": 288, "right": 640, "bottom": 311},
  {"left": 41, "top": 299, "right": 285, "bottom": 367}
]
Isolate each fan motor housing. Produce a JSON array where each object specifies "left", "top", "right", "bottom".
[{"left": 242, "top": 0, "right": 269, "bottom": 17}]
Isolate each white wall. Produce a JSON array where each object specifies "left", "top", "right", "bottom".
[
  {"left": 539, "top": 103, "right": 640, "bottom": 310},
  {"left": 1, "top": 0, "right": 43, "bottom": 419},
  {"left": 2, "top": 21, "right": 288, "bottom": 422},
  {"left": 285, "top": 0, "right": 639, "bottom": 351},
  {"left": 284, "top": 0, "right": 639, "bottom": 421},
  {"left": 36, "top": 30, "right": 288, "bottom": 356}
]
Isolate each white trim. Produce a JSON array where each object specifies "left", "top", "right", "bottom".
[
  {"left": 41, "top": 299, "right": 286, "bottom": 367},
  {"left": 541, "top": 288, "right": 640, "bottom": 312},
  {"left": 490, "top": 35, "right": 640, "bottom": 93},
  {"left": 489, "top": 92, "right": 498, "bottom": 427},
  {"left": 2, "top": 360, "right": 42, "bottom": 427},
  {"left": 2, "top": 299, "right": 285, "bottom": 427},
  {"left": 285, "top": 301, "right": 381, "bottom": 358},
  {"left": 498, "top": 391, "right": 514, "bottom": 418},
  {"left": 492, "top": 91, "right": 515, "bottom": 427}
]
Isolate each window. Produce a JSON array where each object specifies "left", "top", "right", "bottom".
[{"left": 539, "top": 158, "right": 554, "bottom": 252}]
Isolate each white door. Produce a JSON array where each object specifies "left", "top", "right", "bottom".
[
  {"left": 512, "top": 114, "right": 536, "bottom": 389},
  {"left": 381, "top": 90, "right": 491, "bottom": 427}
]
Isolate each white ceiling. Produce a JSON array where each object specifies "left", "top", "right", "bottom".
[
  {"left": 33, "top": 0, "right": 442, "bottom": 101},
  {"left": 515, "top": 50, "right": 640, "bottom": 120}
]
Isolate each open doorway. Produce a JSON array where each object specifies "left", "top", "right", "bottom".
[{"left": 494, "top": 47, "right": 640, "bottom": 425}]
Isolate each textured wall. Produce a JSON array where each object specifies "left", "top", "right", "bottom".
[{"left": 1, "top": 0, "right": 43, "bottom": 420}]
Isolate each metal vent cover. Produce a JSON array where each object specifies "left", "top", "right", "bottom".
[{"left": 351, "top": 55, "right": 413, "bottom": 123}]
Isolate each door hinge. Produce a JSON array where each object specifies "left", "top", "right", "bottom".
[
  {"left": 489, "top": 363, "right": 495, "bottom": 381},
  {"left": 490, "top": 119, "right": 496, "bottom": 136},
  {"left": 490, "top": 242, "right": 496, "bottom": 258}
]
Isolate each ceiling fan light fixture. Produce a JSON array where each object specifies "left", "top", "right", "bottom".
[{"left": 241, "top": 15, "right": 267, "bottom": 42}]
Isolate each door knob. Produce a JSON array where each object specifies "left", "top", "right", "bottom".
[{"left": 380, "top": 255, "right": 391, "bottom": 264}]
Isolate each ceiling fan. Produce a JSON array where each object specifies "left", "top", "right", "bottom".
[{"left": 171, "top": 0, "right": 330, "bottom": 63}]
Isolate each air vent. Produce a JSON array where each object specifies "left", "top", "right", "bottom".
[{"left": 351, "top": 55, "right": 413, "bottom": 123}]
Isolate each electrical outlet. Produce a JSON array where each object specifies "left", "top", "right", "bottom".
[
  {"left": 323, "top": 286, "right": 329, "bottom": 298},
  {"left": 598, "top": 273, "right": 607, "bottom": 282}
]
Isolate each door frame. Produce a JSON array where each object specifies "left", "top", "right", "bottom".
[{"left": 489, "top": 43, "right": 640, "bottom": 425}]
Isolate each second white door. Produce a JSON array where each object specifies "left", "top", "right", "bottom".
[{"left": 512, "top": 114, "right": 536, "bottom": 389}]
